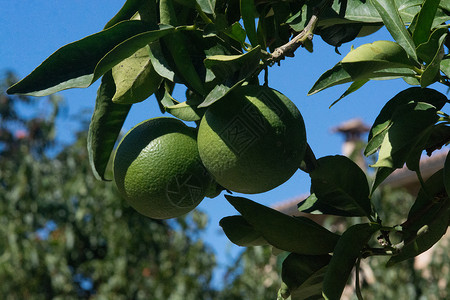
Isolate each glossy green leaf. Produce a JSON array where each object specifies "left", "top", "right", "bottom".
[
  {"left": 88, "top": 71, "right": 131, "bottom": 181},
  {"left": 369, "top": 0, "right": 418, "bottom": 63},
  {"left": 165, "top": 101, "right": 206, "bottom": 121},
  {"left": 365, "top": 87, "right": 447, "bottom": 156},
  {"left": 148, "top": 41, "right": 179, "bottom": 82},
  {"left": 203, "top": 45, "right": 261, "bottom": 81},
  {"left": 282, "top": 253, "right": 331, "bottom": 300},
  {"left": 310, "top": 155, "right": 372, "bottom": 218},
  {"left": 93, "top": 25, "right": 175, "bottom": 87},
  {"left": 371, "top": 102, "right": 439, "bottom": 169},
  {"left": 322, "top": 223, "right": 380, "bottom": 300},
  {"left": 199, "top": 47, "right": 261, "bottom": 107},
  {"left": 240, "top": 0, "right": 258, "bottom": 47},
  {"left": 412, "top": 0, "right": 440, "bottom": 46},
  {"left": 111, "top": 45, "right": 162, "bottom": 104},
  {"left": 342, "top": 40, "right": 413, "bottom": 67},
  {"left": 225, "top": 195, "right": 340, "bottom": 255},
  {"left": 104, "top": 0, "right": 148, "bottom": 29},
  {"left": 219, "top": 215, "right": 269, "bottom": 246},
  {"left": 308, "top": 62, "right": 415, "bottom": 95},
  {"left": 318, "top": 23, "right": 362, "bottom": 48},
  {"left": 7, "top": 21, "right": 149, "bottom": 96}
]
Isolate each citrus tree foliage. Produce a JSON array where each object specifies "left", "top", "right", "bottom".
[
  {"left": 0, "top": 74, "right": 216, "bottom": 299},
  {"left": 7, "top": 0, "right": 450, "bottom": 299}
]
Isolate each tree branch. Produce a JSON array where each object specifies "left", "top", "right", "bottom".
[{"left": 267, "top": 0, "right": 332, "bottom": 64}]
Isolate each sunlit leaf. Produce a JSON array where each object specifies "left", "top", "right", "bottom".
[
  {"left": 365, "top": 87, "right": 447, "bottom": 156},
  {"left": 369, "top": 0, "right": 418, "bottom": 64},
  {"left": 371, "top": 102, "right": 438, "bottom": 169},
  {"left": 111, "top": 45, "right": 162, "bottom": 104},
  {"left": 7, "top": 21, "right": 149, "bottom": 96}
]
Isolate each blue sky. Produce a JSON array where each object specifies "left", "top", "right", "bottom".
[{"left": 2, "top": 0, "right": 447, "bottom": 287}]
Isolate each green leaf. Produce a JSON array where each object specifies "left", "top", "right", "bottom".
[
  {"left": 282, "top": 253, "right": 331, "bottom": 300},
  {"left": 298, "top": 193, "right": 358, "bottom": 217},
  {"left": 203, "top": 45, "right": 261, "bottom": 81},
  {"left": 417, "top": 27, "right": 448, "bottom": 63},
  {"left": 224, "top": 22, "right": 248, "bottom": 46},
  {"left": 7, "top": 21, "right": 149, "bottom": 96},
  {"left": 199, "top": 46, "right": 261, "bottom": 107},
  {"left": 329, "top": 79, "right": 369, "bottom": 107},
  {"left": 387, "top": 202, "right": 449, "bottom": 266},
  {"left": 441, "top": 55, "right": 450, "bottom": 77},
  {"left": 341, "top": 40, "right": 413, "bottom": 67},
  {"left": 104, "top": 0, "right": 148, "bottom": 29},
  {"left": 412, "top": 0, "right": 440, "bottom": 46},
  {"left": 365, "top": 87, "right": 447, "bottom": 156},
  {"left": 368, "top": 0, "right": 419, "bottom": 63},
  {"left": 310, "top": 155, "right": 372, "bottom": 218},
  {"left": 371, "top": 102, "right": 439, "bottom": 169},
  {"left": 322, "top": 223, "right": 380, "bottom": 300},
  {"left": 88, "top": 72, "right": 131, "bottom": 181},
  {"left": 308, "top": 63, "right": 415, "bottom": 95},
  {"left": 225, "top": 195, "right": 340, "bottom": 255},
  {"left": 419, "top": 31, "right": 447, "bottom": 87},
  {"left": 165, "top": 100, "right": 206, "bottom": 121},
  {"left": 317, "top": 23, "right": 363, "bottom": 48},
  {"left": 402, "top": 169, "right": 448, "bottom": 242},
  {"left": 162, "top": 32, "right": 206, "bottom": 95},
  {"left": 148, "top": 41, "right": 179, "bottom": 82},
  {"left": 370, "top": 167, "right": 395, "bottom": 196},
  {"left": 219, "top": 215, "right": 269, "bottom": 246},
  {"left": 111, "top": 45, "right": 162, "bottom": 104},
  {"left": 240, "top": 0, "right": 258, "bottom": 47},
  {"left": 93, "top": 25, "right": 175, "bottom": 87},
  {"left": 445, "top": 153, "right": 450, "bottom": 196},
  {"left": 196, "top": 0, "right": 216, "bottom": 16}
]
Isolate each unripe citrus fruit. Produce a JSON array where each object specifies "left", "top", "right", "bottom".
[
  {"left": 197, "top": 85, "right": 306, "bottom": 194},
  {"left": 113, "top": 117, "right": 216, "bottom": 219}
]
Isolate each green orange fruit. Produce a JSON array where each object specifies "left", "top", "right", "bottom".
[
  {"left": 113, "top": 117, "right": 216, "bottom": 219},
  {"left": 197, "top": 85, "right": 307, "bottom": 194}
]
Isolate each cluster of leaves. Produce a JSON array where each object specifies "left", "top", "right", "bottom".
[
  {"left": 6, "top": 0, "right": 450, "bottom": 299},
  {"left": 0, "top": 76, "right": 217, "bottom": 299}
]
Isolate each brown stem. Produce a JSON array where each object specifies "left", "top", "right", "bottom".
[{"left": 267, "top": 0, "right": 331, "bottom": 64}]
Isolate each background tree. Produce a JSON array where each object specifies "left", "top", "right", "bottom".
[{"left": 0, "top": 72, "right": 217, "bottom": 299}]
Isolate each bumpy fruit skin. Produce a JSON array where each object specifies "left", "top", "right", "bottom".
[
  {"left": 113, "top": 117, "right": 214, "bottom": 219},
  {"left": 197, "top": 85, "right": 307, "bottom": 194}
]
